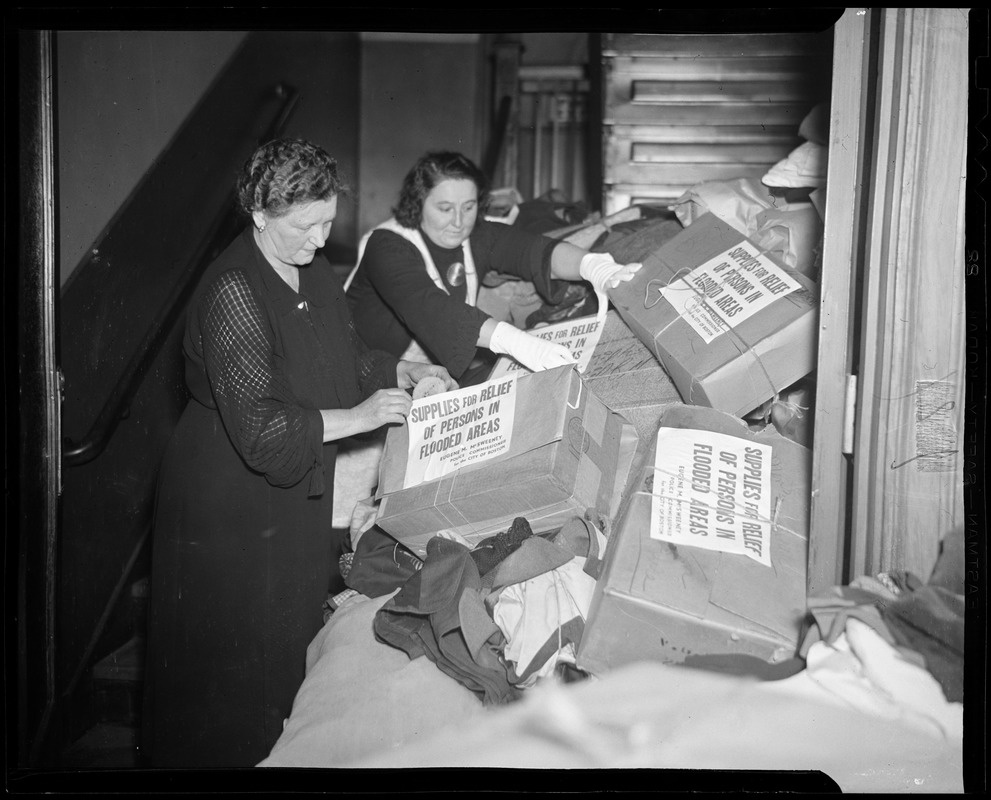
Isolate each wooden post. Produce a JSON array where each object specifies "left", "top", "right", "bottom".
[
  {"left": 808, "top": 8, "right": 874, "bottom": 593},
  {"left": 491, "top": 36, "right": 523, "bottom": 190},
  {"left": 18, "top": 28, "right": 62, "bottom": 767},
  {"left": 850, "top": 8, "right": 969, "bottom": 579}
]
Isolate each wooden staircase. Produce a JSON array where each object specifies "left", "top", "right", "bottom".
[{"left": 58, "top": 577, "right": 148, "bottom": 769}]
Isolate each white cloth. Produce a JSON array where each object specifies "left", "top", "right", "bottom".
[
  {"left": 258, "top": 592, "right": 483, "bottom": 768},
  {"left": 331, "top": 435, "right": 386, "bottom": 528},
  {"left": 804, "top": 618, "right": 963, "bottom": 741},
  {"left": 761, "top": 141, "right": 828, "bottom": 188},
  {"left": 261, "top": 583, "right": 963, "bottom": 790},
  {"left": 492, "top": 556, "right": 597, "bottom": 687}
]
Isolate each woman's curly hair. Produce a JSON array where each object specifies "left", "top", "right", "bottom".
[
  {"left": 393, "top": 151, "right": 488, "bottom": 229},
  {"left": 236, "top": 138, "right": 350, "bottom": 219}
]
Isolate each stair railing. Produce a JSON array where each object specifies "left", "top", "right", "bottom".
[{"left": 61, "top": 83, "right": 300, "bottom": 467}]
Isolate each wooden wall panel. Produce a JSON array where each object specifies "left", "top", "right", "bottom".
[
  {"left": 358, "top": 36, "right": 483, "bottom": 236},
  {"left": 601, "top": 31, "right": 832, "bottom": 212},
  {"left": 605, "top": 161, "right": 775, "bottom": 187},
  {"left": 607, "top": 53, "right": 817, "bottom": 81},
  {"left": 605, "top": 32, "right": 826, "bottom": 58}
]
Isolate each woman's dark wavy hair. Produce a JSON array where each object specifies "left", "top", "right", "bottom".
[
  {"left": 393, "top": 151, "right": 489, "bottom": 229},
  {"left": 236, "top": 138, "right": 350, "bottom": 219}
]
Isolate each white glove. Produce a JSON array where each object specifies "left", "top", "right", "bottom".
[
  {"left": 489, "top": 321, "right": 577, "bottom": 372},
  {"left": 579, "top": 252, "right": 642, "bottom": 294}
]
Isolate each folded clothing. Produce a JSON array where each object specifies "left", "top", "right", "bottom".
[
  {"left": 374, "top": 534, "right": 521, "bottom": 705},
  {"left": 373, "top": 516, "right": 604, "bottom": 703},
  {"left": 802, "top": 563, "right": 964, "bottom": 704}
]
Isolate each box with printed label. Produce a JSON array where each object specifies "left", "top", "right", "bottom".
[
  {"left": 374, "top": 365, "right": 640, "bottom": 558},
  {"left": 576, "top": 404, "right": 809, "bottom": 675},
  {"left": 607, "top": 213, "right": 819, "bottom": 417}
]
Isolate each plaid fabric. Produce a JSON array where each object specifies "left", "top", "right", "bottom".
[{"left": 323, "top": 588, "right": 360, "bottom": 622}]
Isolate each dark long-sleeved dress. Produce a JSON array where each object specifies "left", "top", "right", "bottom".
[
  {"left": 141, "top": 228, "right": 398, "bottom": 768},
  {"left": 346, "top": 220, "right": 568, "bottom": 380}
]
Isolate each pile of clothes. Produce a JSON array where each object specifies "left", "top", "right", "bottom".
[
  {"left": 338, "top": 514, "right": 608, "bottom": 703},
  {"left": 801, "top": 526, "right": 965, "bottom": 707}
]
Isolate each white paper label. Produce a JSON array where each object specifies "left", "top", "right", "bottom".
[
  {"left": 489, "top": 316, "right": 603, "bottom": 379},
  {"left": 661, "top": 241, "right": 802, "bottom": 344},
  {"left": 648, "top": 428, "right": 773, "bottom": 567},
  {"left": 403, "top": 375, "right": 518, "bottom": 489}
]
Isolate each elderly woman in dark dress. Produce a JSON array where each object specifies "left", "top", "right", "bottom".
[
  {"left": 141, "top": 138, "right": 456, "bottom": 768},
  {"left": 346, "top": 151, "right": 641, "bottom": 385}
]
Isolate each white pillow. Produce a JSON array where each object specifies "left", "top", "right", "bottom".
[{"left": 259, "top": 591, "right": 484, "bottom": 768}]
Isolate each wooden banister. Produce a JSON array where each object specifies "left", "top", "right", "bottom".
[{"left": 61, "top": 84, "right": 299, "bottom": 467}]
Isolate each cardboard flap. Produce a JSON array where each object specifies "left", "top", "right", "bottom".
[
  {"left": 603, "top": 417, "right": 642, "bottom": 522},
  {"left": 654, "top": 403, "right": 751, "bottom": 437}
]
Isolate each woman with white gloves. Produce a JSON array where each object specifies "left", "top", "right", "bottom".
[{"left": 346, "top": 151, "right": 641, "bottom": 385}]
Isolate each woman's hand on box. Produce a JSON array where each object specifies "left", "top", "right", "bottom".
[
  {"left": 397, "top": 361, "right": 459, "bottom": 396},
  {"left": 579, "top": 252, "right": 643, "bottom": 293},
  {"left": 352, "top": 388, "right": 413, "bottom": 431},
  {"left": 488, "top": 321, "right": 577, "bottom": 372}
]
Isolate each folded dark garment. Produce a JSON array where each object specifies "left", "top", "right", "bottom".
[
  {"left": 470, "top": 517, "right": 534, "bottom": 576},
  {"left": 374, "top": 536, "right": 520, "bottom": 705},
  {"left": 374, "top": 516, "right": 605, "bottom": 705},
  {"left": 879, "top": 576, "right": 964, "bottom": 703},
  {"left": 344, "top": 526, "right": 422, "bottom": 599}
]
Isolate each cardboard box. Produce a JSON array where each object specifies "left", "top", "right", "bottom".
[
  {"left": 608, "top": 213, "right": 819, "bottom": 417},
  {"left": 577, "top": 404, "right": 809, "bottom": 675},
  {"left": 374, "top": 365, "right": 640, "bottom": 557},
  {"left": 581, "top": 310, "right": 684, "bottom": 443}
]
